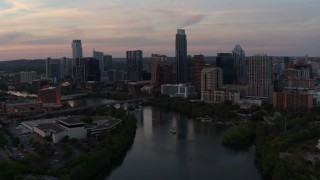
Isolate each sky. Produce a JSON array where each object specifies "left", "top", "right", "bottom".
[{"left": 0, "top": 0, "right": 319, "bottom": 60}]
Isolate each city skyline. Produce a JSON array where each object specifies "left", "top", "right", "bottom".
[{"left": 0, "top": 0, "right": 319, "bottom": 60}]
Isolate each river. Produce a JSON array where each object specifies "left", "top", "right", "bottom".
[
  {"left": 108, "top": 106, "right": 261, "bottom": 180},
  {"left": 63, "top": 98, "right": 261, "bottom": 180}
]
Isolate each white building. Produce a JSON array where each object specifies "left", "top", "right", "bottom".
[
  {"left": 161, "top": 84, "right": 196, "bottom": 98},
  {"left": 202, "top": 90, "right": 240, "bottom": 104},
  {"left": 20, "top": 71, "right": 36, "bottom": 84},
  {"left": 25, "top": 117, "right": 86, "bottom": 143}
]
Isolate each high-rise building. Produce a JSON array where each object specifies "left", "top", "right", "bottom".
[
  {"left": 60, "top": 57, "right": 73, "bottom": 79},
  {"left": 151, "top": 54, "right": 166, "bottom": 86},
  {"left": 46, "top": 57, "right": 62, "bottom": 83},
  {"left": 176, "top": 29, "right": 188, "bottom": 83},
  {"left": 126, "top": 50, "right": 143, "bottom": 81},
  {"left": 87, "top": 58, "right": 100, "bottom": 82},
  {"left": 72, "top": 40, "right": 83, "bottom": 59},
  {"left": 93, "top": 49, "right": 106, "bottom": 81},
  {"left": 191, "top": 55, "right": 205, "bottom": 95},
  {"left": 232, "top": 44, "right": 246, "bottom": 84},
  {"left": 103, "top": 55, "right": 112, "bottom": 71},
  {"left": 72, "top": 58, "right": 87, "bottom": 83},
  {"left": 156, "top": 62, "right": 173, "bottom": 87},
  {"left": 201, "top": 67, "right": 223, "bottom": 101},
  {"left": 46, "top": 57, "right": 52, "bottom": 78},
  {"left": 216, "top": 53, "right": 235, "bottom": 84},
  {"left": 20, "top": 71, "right": 36, "bottom": 84},
  {"left": 247, "top": 55, "right": 273, "bottom": 99}
]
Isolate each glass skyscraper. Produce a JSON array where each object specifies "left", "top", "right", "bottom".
[
  {"left": 216, "top": 53, "right": 235, "bottom": 84},
  {"left": 72, "top": 40, "right": 83, "bottom": 59},
  {"left": 126, "top": 50, "right": 143, "bottom": 81},
  {"left": 232, "top": 44, "right": 246, "bottom": 84},
  {"left": 175, "top": 29, "right": 188, "bottom": 83}
]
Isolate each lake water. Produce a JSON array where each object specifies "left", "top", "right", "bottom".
[{"left": 106, "top": 106, "right": 261, "bottom": 180}]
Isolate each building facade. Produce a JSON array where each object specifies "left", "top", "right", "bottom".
[
  {"left": 201, "top": 67, "right": 223, "bottom": 94},
  {"left": 161, "top": 84, "right": 196, "bottom": 98},
  {"left": 192, "top": 55, "right": 205, "bottom": 96},
  {"left": 273, "top": 91, "right": 313, "bottom": 112},
  {"left": 72, "top": 40, "right": 83, "bottom": 59},
  {"left": 151, "top": 54, "right": 166, "bottom": 86},
  {"left": 232, "top": 44, "right": 246, "bottom": 84},
  {"left": 176, "top": 29, "right": 188, "bottom": 83},
  {"left": 87, "top": 58, "right": 100, "bottom": 82},
  {"left": 216, "top": 53, "right": 235, "bottom": 84},
  {"left": 38, "top": 86, "right": 61, "bottom": 105},
  {"left": 20, "top": 71, "right": 36, "bottom": 84},
  {"left": 126, "top": 50, "right": 143, "bottom": 81},
  {"left": 247, "top": 55, "right": 273, "bottom": 99}
]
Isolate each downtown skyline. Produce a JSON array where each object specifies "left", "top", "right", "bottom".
[{"left": 0, "top": 0, "right": 320, "bottom": 60}]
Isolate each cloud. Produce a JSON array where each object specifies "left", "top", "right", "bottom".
[{"left": 155, "top": 9, "right": 207, "bottom": 28}]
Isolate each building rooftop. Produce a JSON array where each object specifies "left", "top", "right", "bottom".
[
  {"left": 59, "top": 117, "right": 83, "bottom": 125},
  {"left": 36, "top": 123, "right": 65, "bottom": 133}
]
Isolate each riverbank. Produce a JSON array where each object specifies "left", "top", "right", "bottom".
[
  {"left": 147, "top": 95, "right": 238, "bottom": 119},
  {"left": 0, "top": 106, "right": 137, "bottom": 180},
  {"left": 59, "top": 113, "right": 137, "bottom": 180},
  {"left": 148, "top": 96, "right": 320, "bottom": 179}
]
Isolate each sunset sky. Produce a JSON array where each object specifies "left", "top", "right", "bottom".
[{"left": 0, "top": 0, "right": 319, "bottom": 60}]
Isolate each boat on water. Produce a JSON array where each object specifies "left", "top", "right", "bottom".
[{"left": 170, "top": 128, "right": 176, "bottom": 134}]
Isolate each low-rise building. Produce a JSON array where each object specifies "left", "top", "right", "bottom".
[
  {"left": 3, "top": 101, "right": 43, "bottom": 115},
  {"left": 86, "top": 116, "right": 123, "bottom": 137},
  {"left": 202, "top": 90, "right": 240, "bottom": 104},
  {"left": 273, "top": 91, "right": 313, "bottom": 112},
  {"left": 161, "top": 84, "right": 196, "bottom": 98},
  {"left": 38, "top": 86, "right": 61, "bottom": 105}
]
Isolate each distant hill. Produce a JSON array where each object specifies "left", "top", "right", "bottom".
[{"left": 0, "top": 59, "right": 45, "bottom": 73}]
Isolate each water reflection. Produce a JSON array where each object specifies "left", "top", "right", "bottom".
[
  {"left": 107, "top": 106, "right": 261, "bottom": 180},
  {"left": 63, "top": 98, "right": 117, "bottom": 107}
]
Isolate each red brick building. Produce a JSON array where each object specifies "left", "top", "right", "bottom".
[
  {"left": 273, "top": 91, "right": 313, "bottom": 112},
  {"left": 38, "top": 86, "right": 61, "bottom": 105},
  {"left": 192, "top": 55, "right": 205, "bottom": 96}
]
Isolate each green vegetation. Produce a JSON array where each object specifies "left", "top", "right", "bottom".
[
  {"left": 59, "top": 114, "right": 137, "bottom": 180},
  {"left": 79, "top": 116, "right": 93, "bottom": 124},
  {"left": 222, "top": 123, "right": 255, "bottom": 147},
  {"left": 150, "top": 95, "right": 320, "bottom": 179},
  {"left": 149, "top": 95, "right": 238, "bottom": 119},
  {"left": 0, "top": 106, "right": 137, "bottom": 180}
]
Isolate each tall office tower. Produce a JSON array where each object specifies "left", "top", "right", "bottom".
[
  {"left": 100, "top": 55, "right": 112, "bottom": 81},
  {"left": 156, "top": 62, "right": 174, "bottom": 87},
  {"left": 60, "top": 57, "right": 73, "bottom": 79},
  {"left": 72, "top": 40, "right": 83, "bottom": 59},
  {"left": 46, "top": 57, "right": 52, "bottom": 78},
  {"left": 103, "top": 55, "right": 112, "bottom": 71},
  {"left": 201, "top": 67, "right": 223, "bottom": 101},
  {"left": 247, "top": 54, "right": 273, "bottom": 99},
  {"left": 93, "top": 49, "right": 104, "bottom": 81},
  {"left": 284, "top": 56, "right": 290, "bottom": 69},
  {"left": 20, "top": 71, "right": 36, "bottom": 84},
  {"left": 192, "top": 54, "right": 205, "bottom": 96},
  {"left": 216, "top": 53, "right": 235, "bottom": 84},
  {"left": 232, "top": 44, "right": 246, "bottom": 84},
  {"left": 126, "top": 50, "right": 143, "bottom": 81},
  {"left": 87, "top": 58, "right": 101, "bottom": 81},
  {"left": 176, "top": 29, "right": 188, "bottom": 83},
  {"left": 46, "top": 57, "right": 61, "bottom": 83},
  {"left": 151, "top": 54, "right": 166, "bottom": 86},
  {"left": 72, "top": 58, "right": 87, "bottom": 83}
]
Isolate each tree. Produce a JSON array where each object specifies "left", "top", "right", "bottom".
[{"left": 80, "top": 116, "right": 93, "bottom": 124}]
